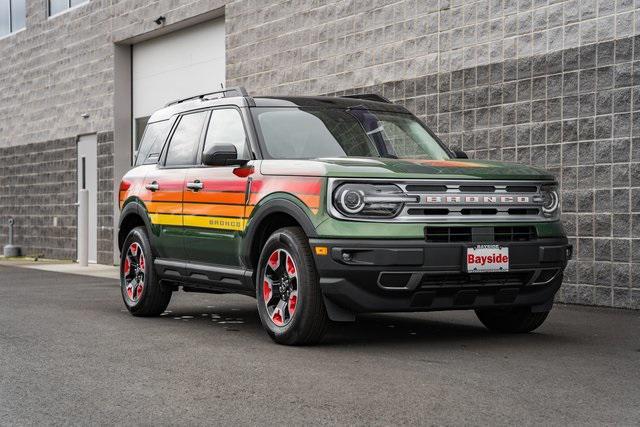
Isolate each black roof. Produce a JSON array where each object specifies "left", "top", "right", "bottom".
[
  {"left": 149, "top": 89, "right": 408, "bottom": 122},
  {"left": 252, "top": 96, "right": 408, "bottom": 112}
]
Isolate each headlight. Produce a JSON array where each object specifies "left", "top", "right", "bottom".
[
  {"left": 540, "top": 185, "right": 560, "bottom": 217},
  {"left": 333, "top": 183, "right": 417, "bottom": 218}
]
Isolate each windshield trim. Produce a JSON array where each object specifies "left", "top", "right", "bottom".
[{"left": 250, "top": 106, "right": 454, "bottom": 161}]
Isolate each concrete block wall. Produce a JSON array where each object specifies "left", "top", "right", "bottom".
[
  {"left": 0, "top": 0, "right": 115, "bottom": 149},
  {"left": 97, "top": 131, "right": 114, "bottom": 264},
  {"left": 226, "top": 0, "right": 640, "bottom": 309},
  {"left": 0, "top": 0, "right": 638, "bottom": 309},
  {"left": 0, "top": 0, "right": 225, "bottom": 263},
  {"left": 0, "top": 138, "right": 77, "bottom": 259}
]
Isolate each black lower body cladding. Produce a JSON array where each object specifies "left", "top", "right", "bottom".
[{"left": 310, "top": 237, "right": 571, "bottom": 316}]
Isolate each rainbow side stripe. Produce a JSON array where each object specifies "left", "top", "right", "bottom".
[{"left": 120, "top": 176, "right": 323, "bottom": 232}]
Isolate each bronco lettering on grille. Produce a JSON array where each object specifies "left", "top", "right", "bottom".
[{"left": 424, "top": 195, "right": 532, "bottom": 204}]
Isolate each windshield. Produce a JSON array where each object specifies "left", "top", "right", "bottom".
[{"left": 252, "top": 107, "right": 450, "bottom": 160}]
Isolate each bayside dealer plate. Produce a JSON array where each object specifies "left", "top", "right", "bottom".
[{"left": 466, "top": 245, "right": 509, "bottom": 272}]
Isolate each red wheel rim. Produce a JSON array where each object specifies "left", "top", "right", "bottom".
[
  {"left": 262, "top": 249, "right": 298, "bottom": 327},
  {"left": 122, "top": 242, "right": 145, "bottom": 305}
]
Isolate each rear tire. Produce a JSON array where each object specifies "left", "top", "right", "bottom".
[
  {"left": 256, "top": 226, "right": 328, "bottom": 345},
  {"left": 120, "top": 226, "right": 172, "bottom": 317},
  {"left": 475, "top": 306, "right": 550, "bottom": 333}
]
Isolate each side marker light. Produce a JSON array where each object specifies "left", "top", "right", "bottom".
[{"left": 315, "top": 246, "right": 328, "bottom": 256}]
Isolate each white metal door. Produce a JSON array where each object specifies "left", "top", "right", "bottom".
[
  {"left": 77, "top": 134, "right": 98, "bottom": 263},
  {"left": 132, "top": 17, "right": 226, "bottom": 155}
]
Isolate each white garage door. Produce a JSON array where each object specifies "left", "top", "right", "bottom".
[{"left": 132, "top": 18, "right": 226, "bottom": 153}]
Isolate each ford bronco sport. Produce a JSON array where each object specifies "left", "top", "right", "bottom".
[{"left": 118, "top": 87, "right": 571, "bottom": 345}]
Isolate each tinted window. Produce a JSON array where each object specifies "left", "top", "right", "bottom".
[
  {"left": 165, "top": 112, "right": 207, "bottom": 166},
  {"left": 134, "top": 116, "right": 150, "bottom": 152},
  {"left": 254, "top": 107, "right": 449, "bottom": 160},
  {"left": 203, "top": 109, "right": 248, "bottom": 160},
  {"left": 134, "top": 120, "right": 169, "bottom": 166},
  {"left": 255, "top": 109, "right": 373, "bottom": 159}
]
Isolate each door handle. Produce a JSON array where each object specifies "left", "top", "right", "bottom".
[
  {"left": 145, "top": 181, "right": 159, "bottom": 192},
  {"left": 186, "top": 180, "right": 204, "bottom": 191}
]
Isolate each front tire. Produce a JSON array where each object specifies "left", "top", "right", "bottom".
[
  {"left": 256, "top": 227, "right": 328, "bottom": 345},
  {"left": 475, "top": 306, "right": 550, "bottom": 333},
  {"left": 120, "top": 226, "right": 172, "bottom": 316}
]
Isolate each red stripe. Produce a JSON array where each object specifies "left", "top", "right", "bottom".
[
  {"left": 200, "top": 179, "right": 249, "bottom": 192},
  {"left": 252, "top": 178, "right": 322, "bottom": 195},
  {"left": 150, "top": 180, "right": 184, "bottom": 191}
]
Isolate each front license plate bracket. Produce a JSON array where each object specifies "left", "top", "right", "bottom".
[{"left": 466, "top": 245, "right": 509, "bottom": 273}]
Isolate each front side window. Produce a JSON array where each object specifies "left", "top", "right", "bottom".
[
  {"left": 165, "top": 112, "right": 207, "bottom": 166},
  {"left": 49, "top": 0, "right": 87, "bottom": 16},
  {"left": 134, "top": 120, "right": 169, "bottom": 166},
  {"left": 0, "top": 0, "right": 25, "bottom": 37},
  {"left": 253, "top": 107, "right": 450, "bottom": 160},
  {"left": 203, "top": 109, "right": 249, "bottom": 161}
]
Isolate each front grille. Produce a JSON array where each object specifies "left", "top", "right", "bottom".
[
  {"left": 399, "top": 180, "right": 551, "bottom": 223},
  {"left": 420, "top": 271, "right": 534, "bottom": 288},
  {"left": 494, "top": 226, "right": 537, "bottom": 241},
  {"left": 424, "top": 226, "right": 537, "bottom": 243},
  {"left": 460, "top": 208, "right": 498, "bottom": 215},
  {"left": 328, "top": 179, "right": 557, "bottom": 223},
  {"left": 424, "top": 226, "right": 472, "bottom": 242}
]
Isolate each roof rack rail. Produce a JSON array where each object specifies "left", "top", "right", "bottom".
[
  {"left": 165, "top": 86, "right": 250, "bottom": 107},
  {"left": 342, "top": 93, "right": 391, "bottom": 103}
]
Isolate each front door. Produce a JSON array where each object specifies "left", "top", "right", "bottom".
[
  {"left": 183, "top": 108, "right": 252, "bottom": 266},
  {"left": 142, "top": 167, "right": 186, "bottom": 260},
  {"left": 144, "top": 110, "right": 208, "bottom": 261}
]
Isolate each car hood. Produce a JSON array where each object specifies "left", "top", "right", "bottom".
[{"left": 259, "top": 158, "right": 556, "bottom": 181}]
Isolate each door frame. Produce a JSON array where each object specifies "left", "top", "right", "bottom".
[{"left": 77, "top": 133, "right": 98, "bottom": 263}]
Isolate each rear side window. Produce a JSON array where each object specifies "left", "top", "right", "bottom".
[
  {"left": 165, "top": 111, "right": 208, "bottom": 166},
  {"left": 135, "top": 120, "right": 169, "bottom": 166},
  {"left": 203, "top": 109, "right": 249, "bottom": 160}
]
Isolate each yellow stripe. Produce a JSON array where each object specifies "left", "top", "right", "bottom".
[
  {"left": 149, "top": 213, "right": 247, "bottom": 231},
  {"left": 183, "top": 215, "right": 246, "bottom": 231},
  {"left": 149, "top": 213, "right": 183, "bottom": 226}
]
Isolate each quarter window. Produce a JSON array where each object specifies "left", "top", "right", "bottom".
[
  {"left": 134, "top": 120, "right": 169, "bottom": 166},
  {"left": 203, "top": 109, "right": 249, "bottom": 160},
  {"left": 165, "top": 112, "right": 207, "bottom": 166},
  {"left": 0, "top": 0, "right": 25, "bottom": 37}
]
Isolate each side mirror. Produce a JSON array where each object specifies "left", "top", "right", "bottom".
[
  {"left": 454, "top": 150, "right": 468, "bottom": 159},
  {"left": 202, "top": 144, "right": 248, "bottom": 166}
]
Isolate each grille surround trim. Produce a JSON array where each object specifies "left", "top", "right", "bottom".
[{"left": 328, "top": 178, "right": 559, "bottom": 223}]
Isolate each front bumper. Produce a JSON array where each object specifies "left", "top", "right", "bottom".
[{"left": 310, "top": 237, "right": 571, "bottom": 317}]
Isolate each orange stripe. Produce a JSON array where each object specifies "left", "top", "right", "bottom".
[
  {"left": 297, "top": 194, "right": 320, "bottom": 209},
  {"left": 183, "top": 191, "right": 245, "bottom": 204},
  {"left": 140, "top": 191, "right": 183, "bottom": 202},
  {"left": 183, "top": 203, "right": 246, "bottom": 217},
  {"left": 146, "top": 201, "right": 182, "bottom": 214}
]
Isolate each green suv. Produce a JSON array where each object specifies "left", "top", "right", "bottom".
[{"left": 118, "top": 87, "right": 571, "bottom": 345}]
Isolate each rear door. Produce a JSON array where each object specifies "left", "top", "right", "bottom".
[
  {"left": 183, "top": 107, "right": 253, "bottom": 266},
  {"left": 143, "top": 111, "right": 208, "bottom": 260}
]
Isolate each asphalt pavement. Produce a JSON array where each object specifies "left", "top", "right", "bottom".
[{"left": 0, "top": 263, "right": 638, "bottom": 425}]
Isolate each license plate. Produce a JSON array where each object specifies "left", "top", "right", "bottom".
[{"left": 466, "top": 245, "right": 509, "bottom": 272}]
